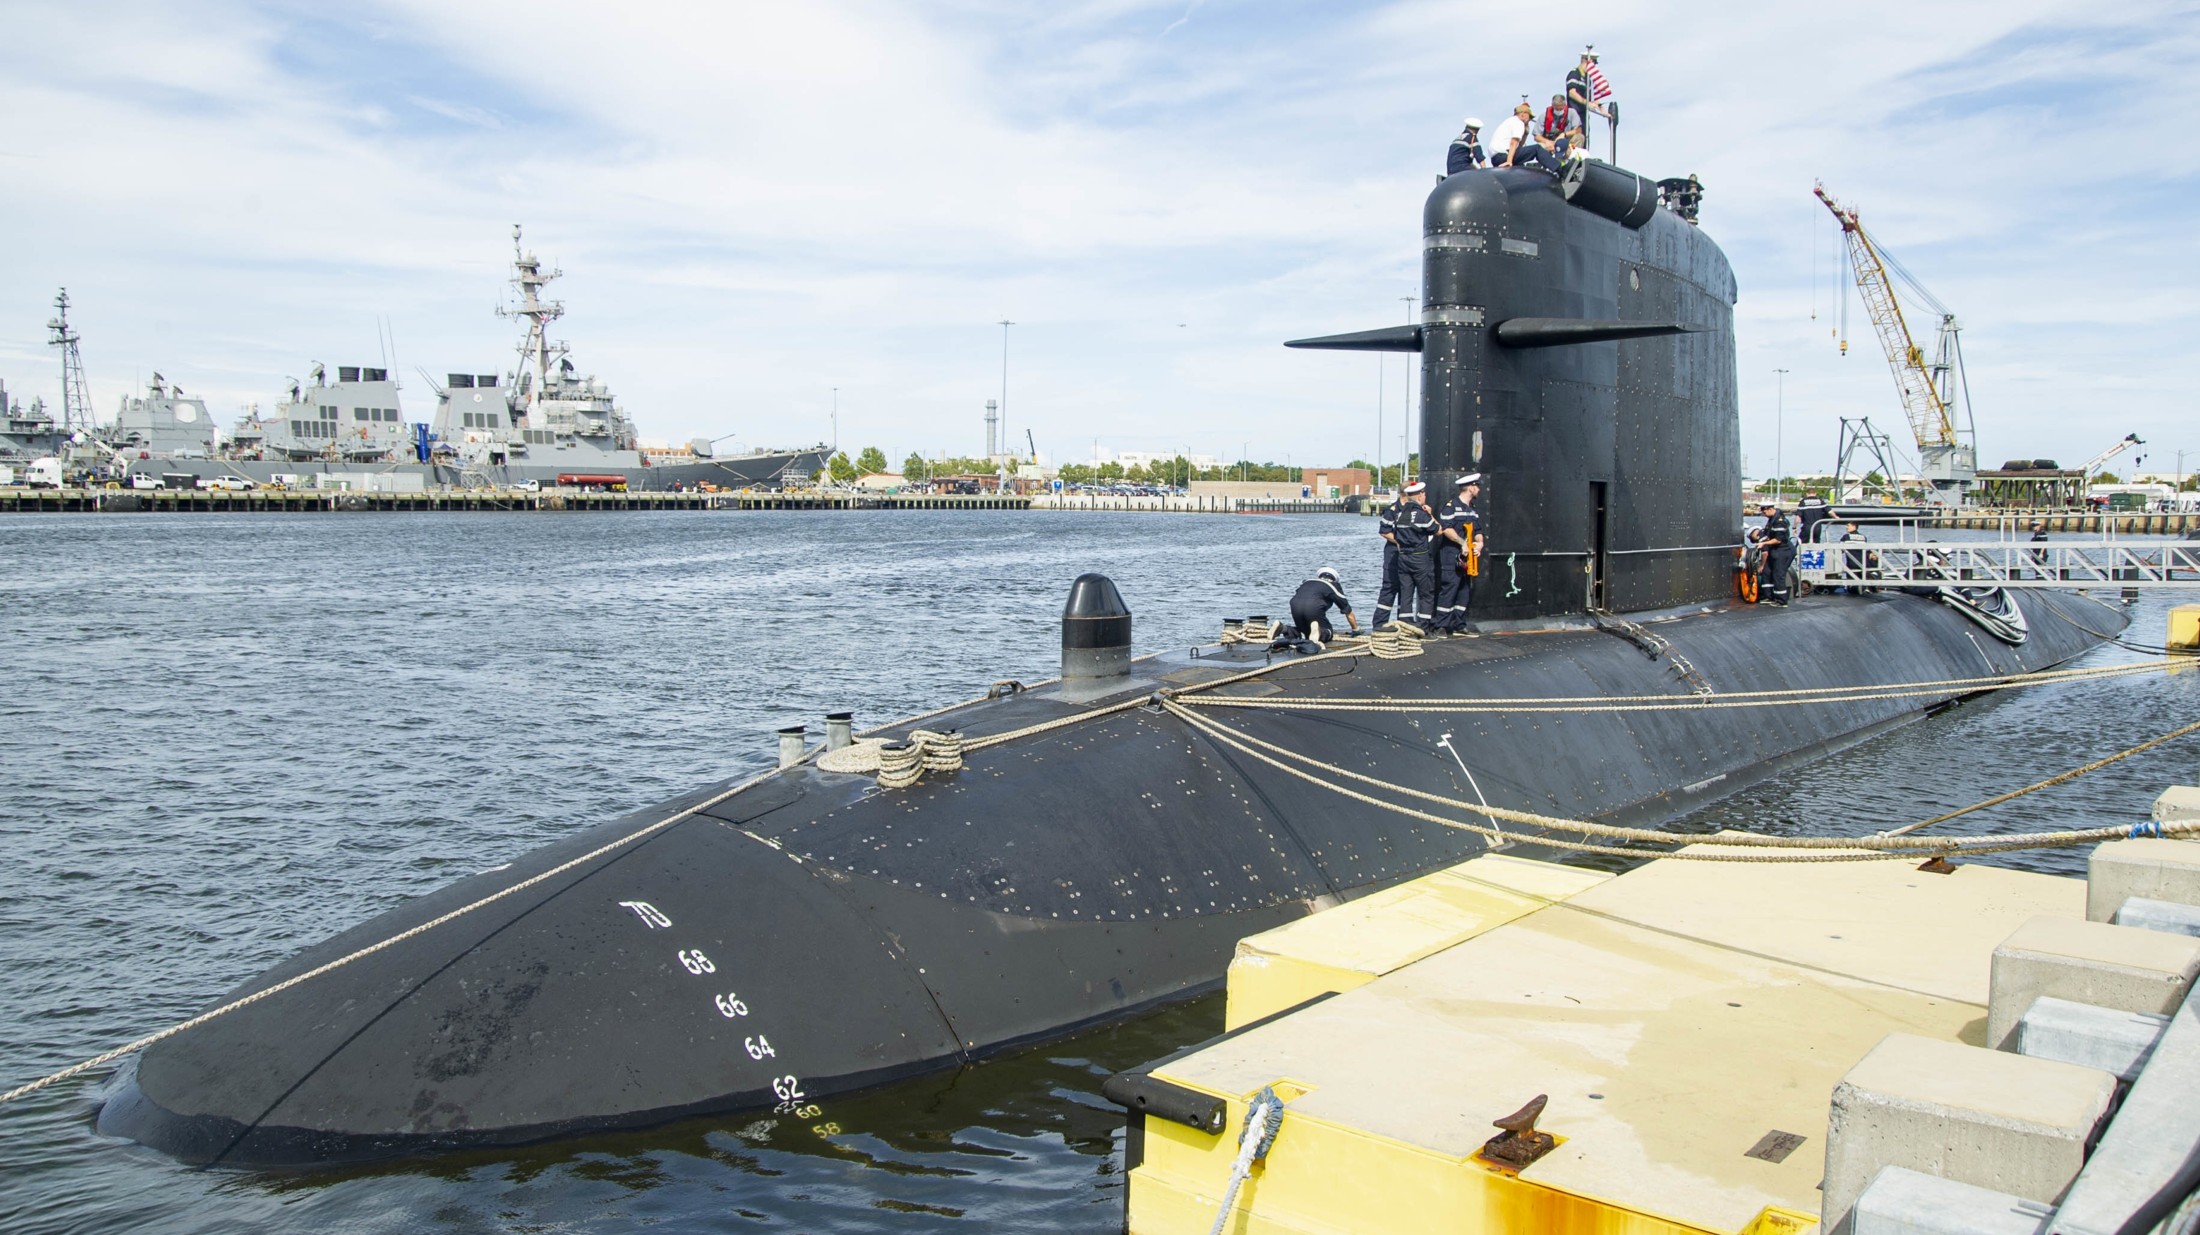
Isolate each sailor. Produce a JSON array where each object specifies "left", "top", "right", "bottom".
[
  {"left": 1446, "top": 118, "right": 1487, "bottom": 175},
  {"left": 1288, "top": 567, "right": 1361, "bottom": 644},
  {"left": 1565, "top": 49, "right": 1608, "bottom": 150},
  {"left": 1795, "top": 491, "right": 1832, "bottom": 543},
  {"left": 1434, "top": 473, "right": 1485, "bottom": 634},
  {"left": 1373, "top": 490, "right": 1406, "bottom": 625},
  {"left": 2029, "top": 519, "right": 2049, "bottom": 543},
  {"left": 1757, "top": 502, "right": 1795, "bottom": 607},
  {"left": 1836, "top": 521, "right": 1869, "bottom": 593},
  {"left": 1390, "top": 480, "right": 1440, "bottom": 631}
]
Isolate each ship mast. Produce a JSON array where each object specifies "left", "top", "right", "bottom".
[
  {"left": 46, "top": 288, "right": 95, "bottom": 436},
  {"left": 497, "top": 225, "right": 565, "bottom": 424}
]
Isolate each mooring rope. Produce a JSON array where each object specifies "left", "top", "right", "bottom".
[
  {"left": 1160, "top": 699, "right": 2200, "bottom": 860},
  {"left": 1878, "top": 717, "right": 2200, "bottom": 838},
  {"left": 1178, "top": 658, "right": 2180, "bottom": 714}
]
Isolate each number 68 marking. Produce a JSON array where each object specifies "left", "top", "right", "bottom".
[{"left": 677, "top": 949, "right": 715, "bottom": 975}]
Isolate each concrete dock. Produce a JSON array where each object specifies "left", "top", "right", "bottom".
[{"left": 1113, "top": 789, "right": 2200, "bottom": 1234}]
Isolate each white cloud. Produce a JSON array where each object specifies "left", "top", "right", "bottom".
[{"left": 0, "top": 0, "right": 2194, "bottom": 472}]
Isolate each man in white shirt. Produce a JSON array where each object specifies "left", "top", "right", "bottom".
[{"left": 1487, "top": 103, "right": 1553, "bottom": 173}]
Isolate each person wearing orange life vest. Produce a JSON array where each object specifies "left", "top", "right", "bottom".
[{"left": 1433, "top": 473, "right": 1485, "bottom": 636}]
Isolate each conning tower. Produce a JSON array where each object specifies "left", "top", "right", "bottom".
[{"left": 1292, "top": 162, "right": 1738, "bottom": 620}]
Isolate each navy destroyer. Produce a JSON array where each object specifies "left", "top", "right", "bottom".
[
  {"left": 36, "top": 230, "right": 829, "bottom": 492},
  {"left": 96, "top": 155, "right": 2125, "bottom": 1167}
]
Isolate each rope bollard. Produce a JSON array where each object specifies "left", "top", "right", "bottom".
[{"left": 876, "top": 741, "right": 922, "bottom": 789}]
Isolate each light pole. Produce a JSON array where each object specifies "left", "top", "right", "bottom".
[
  {"left": 1401, "top": 295, "right": 1416, "bottom": 483},
  {"left": 1242, "top": 440, "right": 1249, "bottom": 483},
  {"left": 997, "top": 320, "right": 1014, "bottom": 454},
  {"left": 1375, "top": 353, "right": 1385, "bottom": 494},
  {"left": 831, "top": 386, "right": 838, "bottom": 455},
  {"left": 1773, "top": 368, "right": 1789, "bottom": 504}
]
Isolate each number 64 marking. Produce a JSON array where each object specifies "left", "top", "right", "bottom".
[{"left": 745, "top": 1035, "right": 776, "bottom": 1060}]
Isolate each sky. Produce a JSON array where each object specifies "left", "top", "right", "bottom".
[{"left": 2, "top": 0, "right": 2196, "bottom": 477}]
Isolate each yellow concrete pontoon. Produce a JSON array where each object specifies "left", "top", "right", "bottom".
[{"left": 1119, "top": 843, "right": 2087, "bottom": 1235}]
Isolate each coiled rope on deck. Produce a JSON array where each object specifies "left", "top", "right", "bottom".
[{"left": 1159, "top": 698, "right": 2200, "bottom": 862}]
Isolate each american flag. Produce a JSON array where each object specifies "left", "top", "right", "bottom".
[{"left": 1587, "top": 61, "right": 1613, "bottom": 102}]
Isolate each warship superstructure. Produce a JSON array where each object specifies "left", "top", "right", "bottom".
[
  {"left": 100, "top": 156, "right": 2128, "bottom": 1168},
  {"left": 0, "top": 381, "right": 63, "bottom": 469},
  {"left": 20, "top": 232, "right": 827, "bottom": 491}
]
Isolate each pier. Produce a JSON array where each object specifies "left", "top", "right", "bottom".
[
  {"left": 0, "top": 487, "right": 1352, "bottom": 515},
  {"left": 1113, "top": 786, "right": 2200, "bottom": 1235}
]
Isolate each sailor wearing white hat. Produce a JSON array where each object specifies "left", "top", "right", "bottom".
[
  {"left": 1388, "top": 480, "right": 1440, "bottom": 632},
  {"left": 1287, "top": 565, "right": 1361, "bottom": 645},
  {"left": 1434, "top": 473, "right": 1485, "bottom": 634}
]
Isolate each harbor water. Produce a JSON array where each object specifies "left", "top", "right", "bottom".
[{"left": 0, "top": 511, "right": 2191, "bottom": 1234}]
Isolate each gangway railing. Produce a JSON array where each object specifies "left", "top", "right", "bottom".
[{"left": 1795, "top": 541, "right": 2200, "bottom": 589}]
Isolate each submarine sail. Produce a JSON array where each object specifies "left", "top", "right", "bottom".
[{"left": 97, "top": 162, "right": 2125, "bottom": 1167}]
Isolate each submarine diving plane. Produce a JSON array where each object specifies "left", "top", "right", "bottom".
[{"left": 97, "top": 154, "right": 2121, "bottom": 1166}]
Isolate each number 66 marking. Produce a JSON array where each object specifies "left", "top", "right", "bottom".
[
  {"left": 677, "top": 949, "right": 714, "bottom": 975},
  {"left": 714, "top": 993, "right": 749, "bottom": 1018}
]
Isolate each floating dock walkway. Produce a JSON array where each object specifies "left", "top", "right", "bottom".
[{"left": 1111, "top": 787, "right": 2200, "bottom": 1234}]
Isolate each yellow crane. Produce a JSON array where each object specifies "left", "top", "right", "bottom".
[{"left": 1813, "top": 182, "right": 1977, "bottom": 505}]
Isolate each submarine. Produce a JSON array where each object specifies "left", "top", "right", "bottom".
[{"left": 96, "top": 157, "right": 2125, "bottom": 1167}]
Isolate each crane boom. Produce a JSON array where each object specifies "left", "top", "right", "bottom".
[{"left": 1813, "top": 184, "right": 1954, "bottom": 450}]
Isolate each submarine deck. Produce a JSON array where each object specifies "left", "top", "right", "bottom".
[{"left": 99, "top": 588, "right": 2128, "bottom": 1167}]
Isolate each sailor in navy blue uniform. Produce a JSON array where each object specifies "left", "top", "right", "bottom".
[
  {"left": 1373, "top": 492, "right": 1406, "bottom": 625},
  {"left": 1434, "top": 472, "right": 1484, "bottom": 634},
  {"left": 1390, "top": 480, "right": 1440, "bottom": 631},
  {"left": 1288, "top": 567, "right": 1360, "bottom": 644}
]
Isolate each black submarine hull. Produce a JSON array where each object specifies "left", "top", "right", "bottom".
[
  {"left": 99, "top": 160, "right": 2130, "bottom": 1166},
  {"left": 98, "top": 587, "right": 2122, "bottom": 1166}
]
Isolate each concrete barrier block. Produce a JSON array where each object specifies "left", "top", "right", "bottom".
[
  {"left": 2115, "top": 896, "right": 2200, "bottom": 938},
  {"left": 2052, "top": 997, "right": 2200, "bottom": 1235},
  {"left": 1822, "top": 1033, "right": 2114, "bottom": 1235},
  {"left": 1988, "top": 916, "right": 2200, "bottom": 1048},
  {"left": 1851, "top": 1165, "right": 2052, "bottom": 1235},
  {"left": 2087, "top": 838, "right": 2200, "bottom": 921},
  {"left": 2155, "top": 785, "right": 2200, "bottom": 824},
  {"left": 2014, "top": 995, "right": 2167, "bottom": 1081}
]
